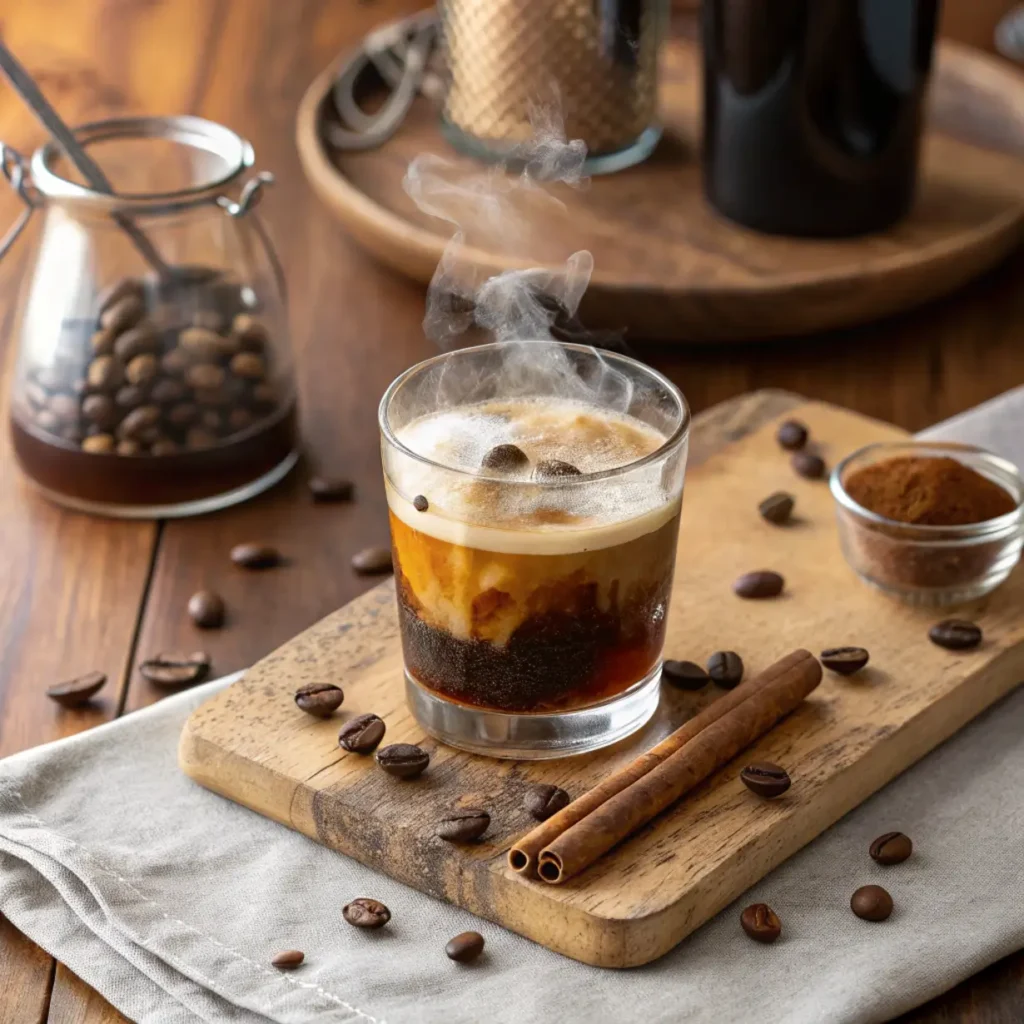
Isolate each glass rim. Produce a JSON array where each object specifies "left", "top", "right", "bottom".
[
  {"left": 830, "top": 441, "right": 1024, "bottom": 537},
  {"left": 30, "top": 115, "right": 254, "bottom": 209},
  {"left": 378, "top": 340, "right": 690, "bottom": 486}
]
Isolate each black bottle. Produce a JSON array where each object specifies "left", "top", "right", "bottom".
[{"left": 702, "top": 0, "right": 941, "bottom": 237}]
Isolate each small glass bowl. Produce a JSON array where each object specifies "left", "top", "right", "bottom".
[{"left": 830, "top": 442, "right": 1024, "bottom": 606}]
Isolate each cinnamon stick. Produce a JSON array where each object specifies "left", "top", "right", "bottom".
[
  {"left": 509, "top": 649, "right": 819, "bottom": 876},
  {"left": 524, "top": 649, "right": 820, "bottom": 884}
]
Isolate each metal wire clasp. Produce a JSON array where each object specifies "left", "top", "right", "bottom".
[{"left": 0, "top": 143, "right": 37, "bottom": 260}]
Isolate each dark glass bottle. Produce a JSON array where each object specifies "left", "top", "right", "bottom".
[{"left": 702, "top": 0, "right": 941, "bottom": 237}]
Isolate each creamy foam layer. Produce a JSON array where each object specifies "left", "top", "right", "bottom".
[{"left": 386, "top": 398, "right": 680, "bottom": 555}]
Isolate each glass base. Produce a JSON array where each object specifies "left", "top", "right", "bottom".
[
  {"left": 24, "top": 449, "right": 299, "bottom": 519},
  {"left": 439, "top": 119, "right": 663, "bottom": 176},
  {"left": 405, "top": 662, "right": 663, "bottom": 760}
]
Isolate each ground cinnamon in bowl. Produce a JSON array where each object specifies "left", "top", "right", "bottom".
[
  {"left": 832, "top": 444, "right": 1024, "bottom": 605},
  {"left": 844, "top": 455, "right": 1016, "bottom": 526}
]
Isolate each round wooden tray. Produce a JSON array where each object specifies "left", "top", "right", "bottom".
[{"left": 296, "top": 37, "right": 1024, "bottom": 343}]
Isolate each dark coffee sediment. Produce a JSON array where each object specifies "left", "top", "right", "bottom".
[{"left": 386, "top": 398, "right": 682, "bottom": 714}]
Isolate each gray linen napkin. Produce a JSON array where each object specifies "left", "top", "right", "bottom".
[{"left": 1, "top": 387, "right": 1023, "bottom": 1024}]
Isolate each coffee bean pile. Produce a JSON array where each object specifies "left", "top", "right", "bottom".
[{"left": 21, "top": 273, "right": 281, "bottom": 457}]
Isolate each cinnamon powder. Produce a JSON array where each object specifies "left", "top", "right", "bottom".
[{"left": 845, "top": 455, "right": 1015, "bottom": 526}]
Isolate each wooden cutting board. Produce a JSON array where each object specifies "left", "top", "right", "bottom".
[{"left": 180, "top": 391, "right": 1024, "bottom": 967}]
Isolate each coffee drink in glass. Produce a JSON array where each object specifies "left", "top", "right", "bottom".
[{"left": 379, "top": 341, "right": 688, "bottom": 758}]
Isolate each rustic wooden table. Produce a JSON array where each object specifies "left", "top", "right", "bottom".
[{"left": 0, "top": 2, "right": 1021, "bottom": 1021}]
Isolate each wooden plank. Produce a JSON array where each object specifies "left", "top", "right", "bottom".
[
  {"left": 46, "top": 967, "right": 130, "bottom": 1024},
  {"left": 181, "top": 395, "right": 1024, "bottom": 968},
  {"left": 0, "top": 916, "right": 52, "bottom": 1024}
]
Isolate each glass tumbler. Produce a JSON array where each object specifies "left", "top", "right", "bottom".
[
  {"left": 379, "top": 341, "right": 689, "bottom": 758},
  {"left": 3, "top": 115, "right": 297, "bottom": 517}
]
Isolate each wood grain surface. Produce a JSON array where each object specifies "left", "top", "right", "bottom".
[
  {"left": 297, "top": 36, "right": 1024, "bottom": 342},
  {"left": 0, "top": 0, "right": 1020, "bottom": 1019},
  {"left": 180, "top": 397, "right": 1024, "bottom": 967}
]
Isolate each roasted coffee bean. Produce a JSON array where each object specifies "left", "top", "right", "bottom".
[
  {"left": 193, "top": 386, "right": 230, "bottom": 408},
  {"left": 231, "top": 542, "right": 281, "bottom": 569},
  {"left": 376, "top": 742, "right": 430, "bottom": 779},
  {"left": 413, "top": 494, "right": 429, "bottom": 512},
  {"left": 733, "top": 570, "right": 784, "bottom": 599},
  {"left": 186, "top": 362, "right": 226, "bottom": 391},
  {"left": 186, "top": 427, "right": 218, "bottom": 450},
  {"left": 139, "top": 651, "right": 211, "bottom": 687},
  {"left": 119, "top": 405, "right": 161, "bottom": 440},
  {"left": 251, "top": 382, "right": 277, "bottom": 410},
  {"left": 535, "top": 459, "right": 581, "bottom": 479},
  {"left": 294, "top": 682, "right": 345, "bottom": 718},
  {"left": 82, "top": 433, "right": 115, "bottom": 454},
  {"left": 445, "top": 931, "right": 485, "bottom": 963},
  {"left": 707, "top": 651, "right": 744, "bottom": 689},
  {"left": 48, "top": 393, "right": 79, "bottom": 422},
  {"left": 740, "top": 762, "right": 791, "bottom": 798},
  {"left": 150, "top": 439, "right": 179, "bottom": 457},
  {"left": 188, "top": 589, "right": 225, "bottom": 629},
  {"left": 151, "top": 377, "right": 186, "bottom": 404},
  {"left": 168, "top": 402, "right": 199, "bottom": 428},
  {"left": 199, "top": 409, "right": 223, "bottom": 431},
  {"left": 126, "top": 353, "right": 158, "bottom": 386},
  {"left": 740, "top": 903, "right": 782, "bottom": 944},
  {"left": 192, "top": 309, "right": 227, "bottom": 332},
  {"left": 870, "top": 831, "right": 913, "bottom": 865},
  {"left": 436, "top": 808, "right": 490, "bottom": 842},
  {"left": 481, "top": 443, "right": 529, "bottom": 473},
  {"left": 82, "top": 393, "right": 117, "bottom": 429},
  {"left": 230, "top": 351, "right": 265, "bottom": 380},
  {"left": 179, "top": 326, "right": 235, "bottom": 361},
  {"left": 46, "top": 671, "right": 106, "bottom": 708},
  {"left": 776, "top": 419, "right": 808, "bottom": 451},
  {"left": 309, "top": 476, "right": 355, "bottom": 503},
  {"left": 226, "top": 408, "right": 254, "bottom": 433},
  {"left": 161, "top": 348, "right": 190, "bottom": 376},
  {"left": 758, "top": 492, "right": 795, "bottom": 525},
  {"left": 113, "top": 324, "right": 160, "bottom": 362},
  {"left": 338, "top": 713, "right": 386, "bottom": 753},
  {"left": 116, "top": 439, "right": 142, "bottom": 456},
  {"left": 820, "top": 647, "right": 870, "bottom": 675},
  {"left": 342, "top": 898, "right": 390, "bottom": 929},
  {"left": 351, "top": 546, "right": 393, "bottom": 575},
  {"left": 792, "top": 451, "right": 826, "bottom": 480},
  {"left": 850, "top": 884, "right": 893, "bottom": 921},
  {"left": 100, "top": 293, "right": 145, "bottom": 333},
  {"left": 90, "top": 328, "right": 115, "bottom": 356},
  {"left": 24, "top": 380, "right": 49, "bottom": 410},
  {"left": 115, "top": 385, "right": 149, "bottom": 410},
  {"left": 662, "top": 660, "right": 710, "bottom": 690},
  {"left": 231, "top": 313, "right": 269, "bottom": 348},
  {"left": 524, "top": 783, "right": 571, "bottom": 821},
  {"left": 87, "top": 355, "right": 123, "bottom": 392},
  {"left": 929, "top": 619, "right": 982, "bottom": 650},
  {"left": 97, "top": 276, "right": 144, "bottom": 314},
  {"left": 35, "top": 408, "right": 61, "bottom": 433},
  {"left": 271, "top": 950, "right": 304, "bottom": 969}
]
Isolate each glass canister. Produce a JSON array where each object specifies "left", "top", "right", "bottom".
[
  {"left": 2, "top": 115, "right": 298, "bottom": 517},
  {"left": 439, "top": 0, "right": 669, "bottom": 174}
]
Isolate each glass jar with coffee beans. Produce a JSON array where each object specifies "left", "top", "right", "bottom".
[{"left": 3, "top": 115, "right": 298, "bottom": 516}]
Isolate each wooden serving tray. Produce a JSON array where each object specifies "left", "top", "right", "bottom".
[
  {"left": 296, "top": 38, "right": 1024, "bottom": 342},
  {"left": 180, "top": 392, "right": 1024, "bottom": 966}
]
